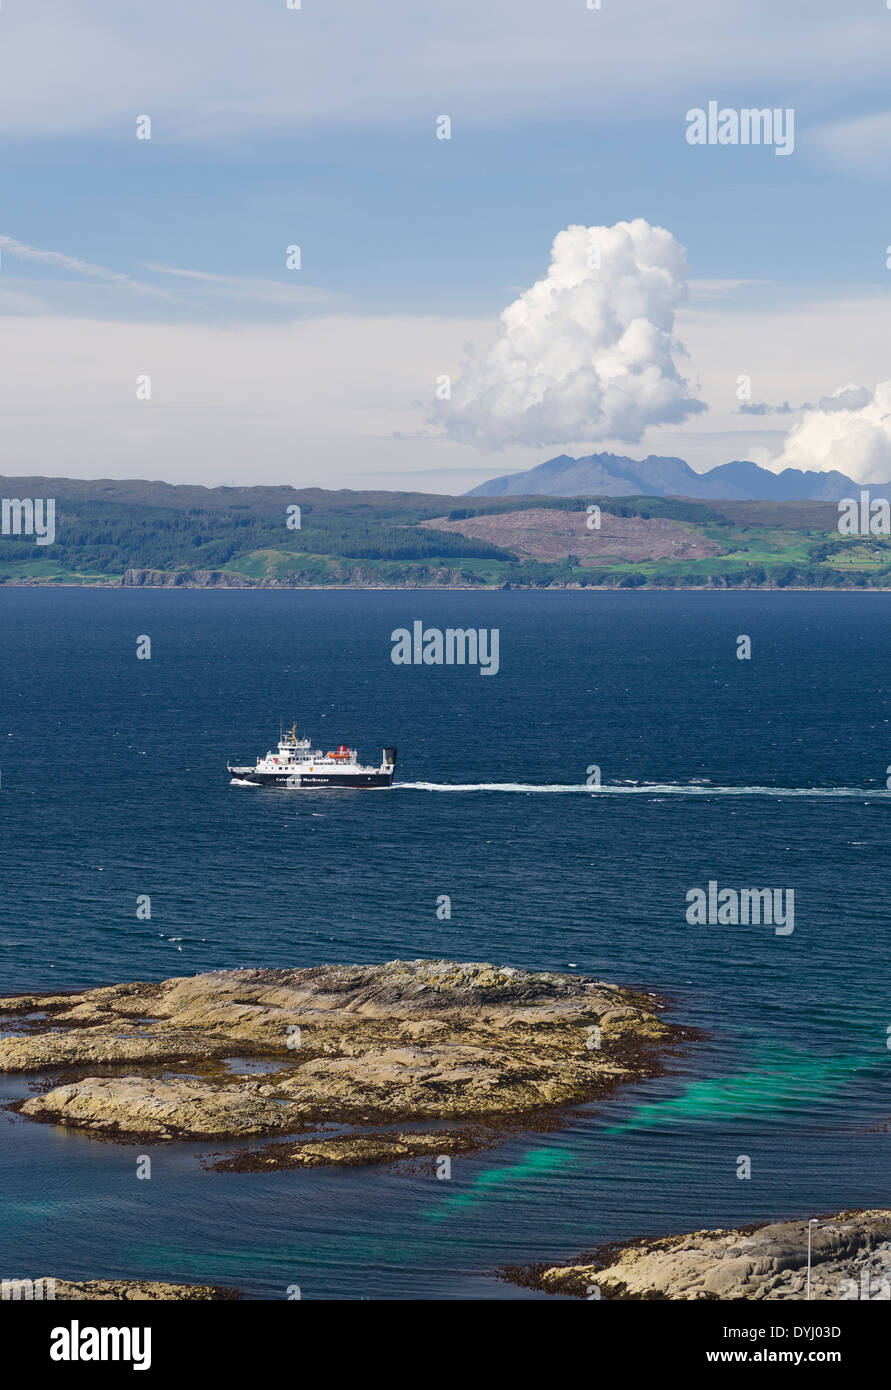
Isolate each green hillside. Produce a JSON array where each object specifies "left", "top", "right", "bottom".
[{"left": 0, "top": 478, "right": 885, "bottom": 589}]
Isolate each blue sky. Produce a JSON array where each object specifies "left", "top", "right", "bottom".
[{"left": 2, "top": 0, "right": 891, "bottom": 490}]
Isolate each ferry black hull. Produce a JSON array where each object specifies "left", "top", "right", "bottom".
[{"left": 229, "top": 768, "right": 394, "bottom": 788}]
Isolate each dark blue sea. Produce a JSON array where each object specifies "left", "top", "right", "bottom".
[{"left": 1, "top": 588, "right": 889, "bottom": 1299}]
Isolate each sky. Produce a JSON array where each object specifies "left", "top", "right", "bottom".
[{"left": 2, "top": 0, "right": 891, "bottom": 492}]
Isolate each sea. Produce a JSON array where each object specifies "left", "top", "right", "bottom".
[{"left": 0, "top": 587, "right": 889, "bottom": 1299}]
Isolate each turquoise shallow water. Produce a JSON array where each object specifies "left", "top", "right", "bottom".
[{"left": 0, "top": 588, "right": 889, "bottom": 1298}]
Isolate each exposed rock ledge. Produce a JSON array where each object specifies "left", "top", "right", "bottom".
[
  {"left": 0, "top": 959, "right": 693, "bottom": 1167},
  {"left": 500, "top": 1210, "right": 891, "bottom": 1300},
  {"left": 120, "top": 567, "right": 257, "bottom": 587},
  {"left": 3, "top": 1278, "right": 239, "bottom": 1301},
  {"left": 118, "top": 567, "right": 478, "bottom": 589}
]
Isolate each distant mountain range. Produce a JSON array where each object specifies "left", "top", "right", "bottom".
[{"left": 465, "top": 452, "right": 879, "bottom": 502}]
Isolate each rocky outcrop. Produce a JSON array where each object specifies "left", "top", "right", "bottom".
[
  {"left": 203, "top": 1126, "right": 497, "bottom": 1172},
  {"left": 21, "top": 1075, "right": 303, "bottom": 1139},
  {"left": 118, "top": 566, "right": 478, "bottom": 589},
  {"left": 501, "top": 1210, "right": 891, "bottom": 1300},
  {"left": 2, "top": 1278, "right": 240, "bottom": 1301},
  {"left": 120, "top": 568, "right": 258, "bottom": 587},
  {"left": 0, "top": 959, "right": 692, "bottom": 1165}
]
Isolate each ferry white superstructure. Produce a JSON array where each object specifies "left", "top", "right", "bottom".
[{"left": 228, "top": 725, "right": 397, "bottom": 788}]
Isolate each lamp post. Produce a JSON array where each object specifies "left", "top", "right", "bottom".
[{"left": 806, "top": 1219, "right": 819, "bottom": 1300}]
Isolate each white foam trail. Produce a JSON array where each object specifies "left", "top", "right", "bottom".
[
  {"left": 400, "top": 782, "right": 589, "bottom": 793},
  {"left": 398, "top": 782, "right": 891, "bottom": 797}
]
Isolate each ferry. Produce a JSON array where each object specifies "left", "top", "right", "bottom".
[{"left": 228, "top": 725, "right": 397, "bottom": 788}]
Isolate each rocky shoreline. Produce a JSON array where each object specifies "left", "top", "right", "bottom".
[
  {"left": 0, "top": 959, "right": 694, "bottom": 1169},
  {"left": 118, "top": 567, "right": 483, "bottom": 589},
  {"left": 2, "top": 1278, "right": 242, "bottom": 1301},
  {"left": 499, "top": 1209, "right": 891, "bottom": 1300},
  {"left": 6, "top": 966, "right": 886, "bottom": 1301}
]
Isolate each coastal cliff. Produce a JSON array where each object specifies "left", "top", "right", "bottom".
[
  {"left": 120, "top": 567, "right": 257, "bottom": 587},
  {"left": 119, "top": 566, "right": 477, "bottom": 588}
]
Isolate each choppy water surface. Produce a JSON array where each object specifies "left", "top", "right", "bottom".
[{"left": 0, "top": 589, "right": 889, "bottom": 1298}]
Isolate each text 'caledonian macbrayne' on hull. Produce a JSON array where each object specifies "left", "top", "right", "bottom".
[{"left": 228, "top": 724, "right": 397, "bottom": 788}]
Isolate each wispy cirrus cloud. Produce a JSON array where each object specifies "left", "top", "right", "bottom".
[
  {"left": 142, "top": 263, "right": 333, "bottom": 309},
  {"left": 1, "top": 1, "right": 890, "bottom": 138},
  {"left": 0, "top": 234, "right": 185, "bottom": 302},
  {"left": 811, "top": 110, "right": 891, "bottom": 178},
  {"left": 0, "top": 237, "right": 334, "bottom": 320},
  {"left": 688, "top": 278, "right": 772, "bottom": 299}
]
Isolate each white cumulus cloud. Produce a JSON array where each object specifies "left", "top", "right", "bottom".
[
  {"left": 772, "top": 381, "right": 891, "bottom": 480},
  {"left": 435, "top": 219, "right": 705, "bottom": 449}
]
